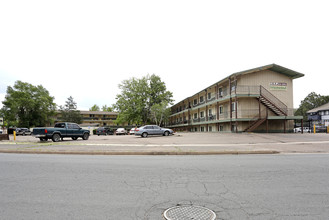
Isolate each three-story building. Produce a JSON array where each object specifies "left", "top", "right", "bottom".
[{"left": 168, "top": 64, "right": 304, "bottom": 133}]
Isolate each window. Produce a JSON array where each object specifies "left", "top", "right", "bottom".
[
  {"left": 194, "top": 99, "right": 198, "bottom": 105},
  {"left": 208, "top": 109, "right": 212, "bottom": 116},
  {"left": 200, "top": 96, "right": 204, "bottom": 103},
  {"left": 200, "top": 111, "right": 205, "bottom": 118},
  {"left": 72, "top": 124, "right": 80, "bottom": 129},
  {"left": 219, "top": 125, "right": 224, "bottom": 132},
  {"left": 219, "top": 105, "right": 224, "bottom": 114},
  {"left": 218, "top": 88, "right": 223, "bottom": 97},
  {"left": 231, "top": 102, "right": 236, "bottom": 112},
  {"left": 55, "top": 123, "right": 65, "bottom": 128},
  {"left": 231, "top": 81, "right": 236, "bottom": 92},
  {"left": 208, "top": 93, "right": 211, "bottom": 100},
  {"left": 201, "top": 127, "right": 205, "bottom": 132},
  {"left": 194, "top": 113, "right": 198, "bottom": 119},
  {"left": 209, "top": 126, "right": 212, "bottom": 132}
]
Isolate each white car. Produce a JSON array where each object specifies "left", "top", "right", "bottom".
[
  {"left": 294, "top": 127, "right": 310, "bottom": 133},
  {"left": 116, "top": 128, "right": 127, "bottom": 135},
  {"left": 129, "top": 128, "right": 137, "bottom": 135}
]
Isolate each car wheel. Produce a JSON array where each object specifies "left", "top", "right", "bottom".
[
  {"left": 164, "top": 131, "right": 169, "bottom": 136},
  {"left": 142, "top": 132, "right": 148, "bottom": 138},
  {"left": 52, "top": 133, "right": 61, "bottom": 142},
  {"left": 82, "top": 133, "right": 89, "bottom": 140}
]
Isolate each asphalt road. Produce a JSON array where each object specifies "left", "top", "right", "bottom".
[{"left": 1, "top": 153, "right": 329, "bottom": 220}]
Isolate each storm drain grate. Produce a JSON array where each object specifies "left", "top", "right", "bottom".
[{"left": 163, "top": 205, "right": 216, "bottom": 220}]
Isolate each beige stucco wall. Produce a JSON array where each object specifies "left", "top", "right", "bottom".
[{"left": 238, "top": 70, "right": 293, "bottom": 109}]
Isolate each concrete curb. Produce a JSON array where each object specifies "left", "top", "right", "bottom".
[{"left": 0, "top": 149, "right": 280, "bottom": 155}]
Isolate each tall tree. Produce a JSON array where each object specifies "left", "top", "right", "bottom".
[
  {"left": 115, "top": 74, "right": 173, "bottom": 125},
  {"left": 150, "top": 101, "right": 171, "bottom": 126},
  {"left": 295, "top": 92, "right": 329, "bottom": 120},
  {"left": 1, "top": 81, "right": 56, "bottom": 127},
  {"left": 89, "top": 104, "right": 100, "bottom": 111},
  {"left": 102, "top": 105, "right": 114, "bottom": 112},
  {"left": 59, "top": 96, "right": 82, "bottom": 124}
]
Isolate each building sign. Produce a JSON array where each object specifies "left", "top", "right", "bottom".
[{"left": 270, "top": 82, "right": 287, "bottom": 91}]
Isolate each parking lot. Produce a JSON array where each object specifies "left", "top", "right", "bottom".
[{"left": 0, "top": 132, "right": 329, "bottom": 155}]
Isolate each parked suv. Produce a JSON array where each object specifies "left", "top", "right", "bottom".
[
  {"left": 96, "top": 127, "right": 114, "bottom": 136},
  {"left": 16, "top": 128, "right": 32, "bottom": 136},
  {"left": 135, "top": 125, "right": 173, "bottom": 138}
]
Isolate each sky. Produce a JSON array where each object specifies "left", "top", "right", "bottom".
[{"left": 1, "top": 0, "right": 328, "bottom": 110}]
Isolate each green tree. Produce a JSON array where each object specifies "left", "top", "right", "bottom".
[
  {"left": 1, "top": 81, "right": 56, "bottom": 127},
  {"left": 89, "top": 104, "right": 100, "bottom": 111},
  {"left": 59, "top": 96, "right": 82, "bottom": 124},
  {"left": 102, "top": 105, "right": 114, "bottom": 112},
  {"left": 150, "top": 101, "right": 171, "bottom": 126},
  {"left": 295, "top": 92, "right": 329, "bottom": 120},
  {"left": 115, "top": 74, "right": 173, "bottom": 125}
]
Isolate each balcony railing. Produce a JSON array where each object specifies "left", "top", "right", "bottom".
[
  {"left": 173, "top": 85, "right": 260, "bottom": 114},
  {"left": 171, "top": 85, "right": 292, "bottom": 117},
  {"left": 169, "top": 108, "right": 297, "bottom": 127}
]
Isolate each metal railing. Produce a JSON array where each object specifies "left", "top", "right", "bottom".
[
  {"left": 260, "top": 86, "right": 287, "bottom": 115},
  {"left": 171, "top": 85, "right": 290, "bottom": 116}
]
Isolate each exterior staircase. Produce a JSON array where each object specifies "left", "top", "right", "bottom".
[
  {"left": 244, "top": 86, "right": 288, "bottom": 132},
  {"left": 259, "top": 86, "right": 287, "bottom": 116},
  {"left": 244, "top": 118, "right": 267, "bottom": 132}
]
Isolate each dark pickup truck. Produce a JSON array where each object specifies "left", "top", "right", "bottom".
[{"left": 32, "top": 122, "right": 90, "bottom": 142}]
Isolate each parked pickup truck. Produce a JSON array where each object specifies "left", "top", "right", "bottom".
[{"left": 32, "top": 122, "right": 90, "bottom": 142}]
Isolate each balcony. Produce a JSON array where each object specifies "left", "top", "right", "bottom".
[{"left": 308, "top": 115, "right": 321, "bottom": 121}]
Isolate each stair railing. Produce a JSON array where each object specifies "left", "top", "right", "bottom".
[{"left": 260, "top": 86, "right": 288, "bottom": 116}]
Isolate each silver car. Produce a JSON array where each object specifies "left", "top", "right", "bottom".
[{"left": 135, "top": 125, "right": 174, "bottom": 138}]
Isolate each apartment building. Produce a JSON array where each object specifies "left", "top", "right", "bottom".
[
  {"left": 79, "top": 111, "right": 118, "bottom": 127},
  {"left": 168, "top": 64, "right": 304, "bottom": 133},
  {"left": 55, "top": 111, "right": 119, "bottom": 127},
  {"left": 308, "top": 102, "right": 329, "bottom": 127}
]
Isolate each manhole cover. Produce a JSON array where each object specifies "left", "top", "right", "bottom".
[{"left": 163, "top": 205, "right": 216, "bottom": 220}]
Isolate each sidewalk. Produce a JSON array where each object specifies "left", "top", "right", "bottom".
[{"left": 0, "top": 133, "right": 329, "bottom": 155}]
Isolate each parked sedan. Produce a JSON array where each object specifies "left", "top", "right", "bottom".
[
  {"left": 135, "top": 125, "right": 174, "bottom": 138},
  {"left": 116, "top": 128, "right": 127, "bottom": 135},
  {"left": 96, "top": 127, "right": 114, "bottom": 136},
  {"left": 129, "top": 128, "right": 137, "bottom": 135}
]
